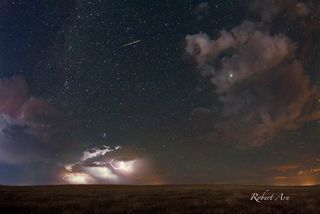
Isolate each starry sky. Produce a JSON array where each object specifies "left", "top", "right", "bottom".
[{"left": 0, "top": 0, "right": 320, "bottom": 185}]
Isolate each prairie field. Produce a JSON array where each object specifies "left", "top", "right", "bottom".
[{"left": 0, "top": 185, "right": 319, "bottom": 213}]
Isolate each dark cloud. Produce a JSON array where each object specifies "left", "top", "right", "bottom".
[
  {"left": 248, "top": 0, "right": 311, "bottom": 22},
  {"left": 185, "top": 1, "right": 320, "bottom": 147}
]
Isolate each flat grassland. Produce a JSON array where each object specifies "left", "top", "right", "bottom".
[{"left": 0, "top": 185, "right": 319, "bottom": 213}]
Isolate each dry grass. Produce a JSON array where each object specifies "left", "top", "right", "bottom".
[{"left": 0, "top": 184, "right": 319, "bottom": 213}]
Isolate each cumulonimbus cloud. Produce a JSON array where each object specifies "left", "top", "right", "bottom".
[
  {"left": 0, "top": 76, "right": 155, "bottom": 185},
  {"left": 62, "top": 145, "right": 152, "bottom": 184},
  {"left": 185, "top": 1, "right": 320, "bottom": 147}
]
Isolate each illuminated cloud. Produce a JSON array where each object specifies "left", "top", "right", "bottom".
[
  {"left": 0, "top": 76, "right": 73, "bottom": 163},
  {"left": 109, "top": 159, "right": 136, "bottom": 174},
  {"left": 297, "top": 167, "right": 320, "bottom": 176},
  {"left": 0, "top": 76, "right": 29, "bottom": 117},
  {"left": 186, "top": 24, "right": 295, "bottom": 93},
  {"left": 63, "top": 172, "right": 95, "bottom": 184},
  {"left": 83, "top": 166, "right": 118, "bottom": 181},
  {"left": 273, "top": 164, "right": 301, "bottom": 173},
  {"left": 62, "top": 145, "right": 151, "bottom": 184},
  {"left": 81, "top": 145, "right": 121, "bottom": 161},
  {"left": 185, "top": 1, "right": 320, "bottom": 147}
]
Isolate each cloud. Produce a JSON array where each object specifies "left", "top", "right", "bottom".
[
  {"left": 186, "top": 21, "right": 259, "bottom": 69},
  {"left": 81, "top": 145, "right": 121, "bottom": 161},
  {"left": 265, "top": 157, "right": 320, "bottom": 185},
  {"left": 295, "top": 2, "right": 310, "bottom": 17},
  {"left": 186, "top": 23, "right": 295, "bottom": 93},
  {"left": 0, "top": 76, "right": 72, "bottom": 164},
  {"left": 248, "top": 0, "right": 310, "bottom": 22},
  {"left": 62, "top": 145, "right": 153, "bottom": 184},
  {"left": 63, "top": 172, "right": 95, "bottom": 184},
  {"left": 0, "top": 115, "right": 44, "bottom": 164},
  {"left": 0, "top": 76, "right": 157, "bottom": 185},
  {"left": 297, "top": 167, "right": 320, "bottom": 176},
  {"left": 273, "top": 163, "right": 301, "bottom": 173},
  {"left": 0, "top": 76, "right": 29, "bottom": 117},
  {"left": 185, "top": 1, "right": 320, "bottom": 147}
]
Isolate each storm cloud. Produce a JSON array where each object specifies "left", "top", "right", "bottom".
[
  {"left": 62, "top": 145, "right": 154, "bottom": 184},
  {"left": 0, "top": 76, "right": 154, "bottom": 184}
]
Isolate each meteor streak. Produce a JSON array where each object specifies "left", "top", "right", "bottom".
[{"left": 120, "top": 40, "right": 141, "bottom": 48}]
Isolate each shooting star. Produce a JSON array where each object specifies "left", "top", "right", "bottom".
[{"left": 120, "top": 40, "right": 141, "bottom": 48}]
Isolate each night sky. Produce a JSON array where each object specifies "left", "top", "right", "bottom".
[{"left": 0, "top": 0, "right": 320, "bottom": 185}]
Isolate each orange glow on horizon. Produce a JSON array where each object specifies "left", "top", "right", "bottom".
[{"left": 271, "top": 174, "right": 320, "bottom": 186}]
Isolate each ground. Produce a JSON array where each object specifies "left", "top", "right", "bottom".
[{"left": 0, "top": 185, "right": 319, "bottom": 213}]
